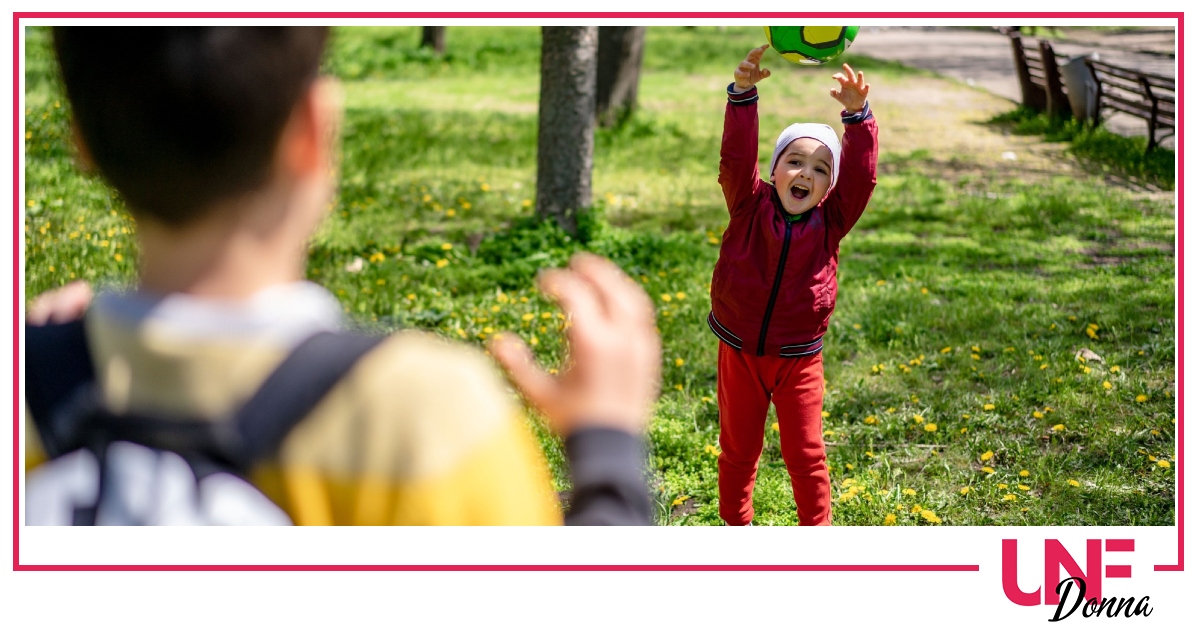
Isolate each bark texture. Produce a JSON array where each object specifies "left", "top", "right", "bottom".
[
  {"left": 536, "top": 26, "right": 598, "bottom": 236},
  {"left": 595, "top": 26, "right": 646, "bottom": 127}
]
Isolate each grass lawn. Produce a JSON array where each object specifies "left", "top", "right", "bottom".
[{"left": 22, "top": 26, "right": 1177, "bottom": 526}]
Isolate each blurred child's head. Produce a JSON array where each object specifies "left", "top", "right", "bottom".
[
  {"left": 53, "top": 26, "right": 332, "bottom": 229},
  {"left": 769, "top": 123, "right": 840, "bottom": 216}
]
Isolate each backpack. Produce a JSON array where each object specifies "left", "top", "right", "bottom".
[{"left": 24, "top": 319, "right": 384, "bottom": 525}]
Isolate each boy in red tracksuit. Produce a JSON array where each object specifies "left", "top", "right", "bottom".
[{"left": 709, "top": 45, "right": 878, "bottom": 525}]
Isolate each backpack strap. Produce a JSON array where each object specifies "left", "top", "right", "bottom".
[
  {"left": 24, "top": 319, "right": 95, "bottom": 458},
  {"left": 227, "top": 330, "right": 386, "bottom": 467}
]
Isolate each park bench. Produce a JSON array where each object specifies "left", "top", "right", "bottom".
[
  {"left": 1005, "top": 30, "right": 1071, "bottom": 118},
  {"left": 1083, "top": 58, "right": 1175, "bottom": 153}
]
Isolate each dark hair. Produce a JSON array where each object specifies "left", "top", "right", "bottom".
[{"left": 53, "top": 26, "right": 329, "bottom": 226}]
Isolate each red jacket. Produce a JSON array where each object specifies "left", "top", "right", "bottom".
[{"left": 708, "top": 85, "right": 878, "bottom": 358}]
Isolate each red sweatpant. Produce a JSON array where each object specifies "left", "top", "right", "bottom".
[{"left": 717, "top": 342, "right": 831, "bottom": 526}]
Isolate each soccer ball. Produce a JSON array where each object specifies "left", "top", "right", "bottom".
[{"left": 763, "top": 26, "right": 859, "bottom": 65}]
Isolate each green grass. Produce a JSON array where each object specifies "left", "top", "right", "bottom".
[
  {"left": 23, "top": 26, "right": 1176, "bottom": 526},
  {"left": 988, "top": 107, "right": 1175, "bottom": 191}
]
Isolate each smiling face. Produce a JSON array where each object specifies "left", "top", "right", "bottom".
[{"left": 771, "top": 137, "right": 833, "bottom": 216}]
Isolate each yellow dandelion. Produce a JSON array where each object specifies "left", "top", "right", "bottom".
[
  {"left": 876, "top": 279, "right": 886, "bottom": 286},
  {"left": 771, "top": 422, "right": 780, "bottom": 432},
  {"left": 675, "top": 292, "right": 686, "bottom": 300},
  {"left": 983, "top": 404, "right": 995, "bottom": 411},
  {"left": 482, "top": 326, "right": 494, "bottom": 334},
  {"left": 1003, "top": 494, "right": 1017, "bottom": 501},
  {"left": 1082, "top": 366, "right": 1093, "bottom": 374},
  {"left": 701, "top": 397, "right": 713, "bottom": 404},
  {"left": 674, "top": 358, "right": 685, "bottom": 367},
  {"left": 671, "top": 495, "right": 689, "bottom": 507},
  {"left": 529, "top": 336, "right": 539, "bottom": 346},
  {"left": 863, "top": 415, "right": 878, "bottom": 425},
  {"left": 852, "top": 323, "right": 862, "bottom": 330},
  {"left": 883, "top": 513, "right": 897, "bottom": 525},
  {"left": 1004, "top": 347, "right": 1015, "bottom": 353},
  {"left": 1158, "top": 460, "right": 1171, "bottom": 469},
  {"left": 924, "top": 423, "right": 937, "bottom": 433},
  {"left": 960, "top": 487, "right": 971, "bottom": 495},
  {"left": 910, "top": 504, "right": 922, "bottom": 514},
  {"left": 660, "top": 293, "right": 672, "bottom": 302},
  {"left": 1019, "top": 470, "right": 1029, "bottom": 477},
  {"left": 446, "top": 209, "right": 456, "bottom": 217},
  {"left": 1110, "top": 365, "right": 1120, "bottom": 373},
  {"left": 1052, "top": 424, "right": 1065, "bottom": 431},
  {"left": 436, "top": 259, "right": 449, "bottom": 268},
  {"left": 902, "top": 488, "right": 916, "bottom": 496},
  {"left": 913, "top": 414, "right": 925, "bottom": 423},
  {"left": 940, "top": 347, "right": 952, "bottom": 354},
  {"left": 921, "top": 287, "right": 929, "bottom": 295},
  {"left": 480, "top": 183, "right": 490, "bottom": 192},
  {"left": 521, "top": 199, "right": 533, "bottom": 207},
  {"left": 1068, "top": 315, "right": 1077, "bottom": 321},
  {"left": 971, "top": 353, "right": 981, "bottom": 360},
  {"left": 865, "top": 451, "right": 874, "bottom": 458},
  {"left": 1103, "top": 381, "right": 1113, "bottom": 390},
  {"left": 440, "top": 243, "right": 453, "bottom": 251},
  {"left": 845, "top": 464, "right": 854, "bottom": 470},
  {"left": 1086, "top": 328, "right": 1098, "bottom": 339},
  {"left": 960, "top": 427, "right": 968, "bottom": 434},
  {"left": 980, "top": 450, "right": 994, "bottom": 462},
  {"left": 491, "top": 305, "right": 502, "bottom": 313},
  {"left": 675, "top": 384, "right": 684, "bottom": 391},
  {"left": 981, "top": 466, "right": 995, "bottom": 474},
  {"left": 522, "top": 313, "right": 536, "bottom": 322},
  {"left": 113, "top": 253, "right": 123, "bottom": 262},
  {"left": 920, "top": 510, "right": 942, "bottom": 524},
  {"left": 1049, "top": 323, "right": 1057, "bottom": 330},
  {"left": 1136, "top": 395, "right": 1148, "bottom": 403},
  {"left": 1067, "top": 479, "right": 1080, "bottom": 487},
  {"left": 1033, "top": 411, "right": 1044, "bottom": 419},
  {"left": 823, "top": 430, "right": 835, "bottom": 437},
  {"left": 1018, "top": 485, "right": 1030, "bottom": 491},
  {"left": 997, "top": 483, "right": 1008, "bottom": 490}
]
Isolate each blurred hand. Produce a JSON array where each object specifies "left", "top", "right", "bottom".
[
  {"left": 491, "top": 253, "right": 661, "bottom": 436},
  {"left": 830, "top": 62, "right": 870, "bottom": 113},
  {"left": 733, "top": 44, "right": 772, "bottom": 92},
  {"left": 26, "top": 280, "right": 93, "bottom": 325}
]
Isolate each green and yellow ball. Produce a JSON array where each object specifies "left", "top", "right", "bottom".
[{"left": 763, "top": 26, "right": 859, "bottom": 65}]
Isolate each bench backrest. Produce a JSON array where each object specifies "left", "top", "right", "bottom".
[{"left": 1084, "top": 58, "right": 1175, "bottom": 127}]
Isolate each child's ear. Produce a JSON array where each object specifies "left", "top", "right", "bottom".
[
  {"left": 279, "top": 77, "right": 344, "bottom": 179},
  {"left": 69, "top": 119, "right": 97, "bottom": 173}
]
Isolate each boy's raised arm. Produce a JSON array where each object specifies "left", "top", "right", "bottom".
[
  {"left": 825, "top": 63, "right": 879, "bottom": 241},
  {"left": 720, "top": 45, "right": 772, "bottom": 216}
]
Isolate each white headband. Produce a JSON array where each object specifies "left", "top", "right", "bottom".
[{"left": 769, "top": 123, "right": 842, "bottom": 192}]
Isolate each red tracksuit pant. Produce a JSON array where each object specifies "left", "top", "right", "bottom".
[{"left": 717, "top": 342, "right": 831, "bottom": 525}]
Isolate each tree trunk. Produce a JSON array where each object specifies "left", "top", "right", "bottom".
[
  {"left": 595, "top": 26, "right": 646, "bottom": 127},
  {"left": 420, "top": 26, "right": 446, "bottom": 54},
  {"left": 536, "top": 26, "right": 598, "bottom": 236}
]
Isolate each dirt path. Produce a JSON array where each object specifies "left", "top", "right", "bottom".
[{"left": 850, "top": 26, "right": 1176, "bottom": 151}]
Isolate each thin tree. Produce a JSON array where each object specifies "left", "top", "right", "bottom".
[
  {"left": 595, "top": 26, "right": 646, "bottom": 127},
  {"left": 420, "top": 27, "right": 446, "bottom": 54},
  {"left": 536, "top": 26, "right": 598, "bottom": 236}
]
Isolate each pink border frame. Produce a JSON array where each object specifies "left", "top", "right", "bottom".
[{"left": 10, "top": 12, "right": 1183, "bottom": 573}]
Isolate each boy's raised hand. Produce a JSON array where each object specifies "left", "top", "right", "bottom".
[
  {"left": 491, "top": 253, "right": 662, "bottom": 438},
  {"left": 830, "top": 62, "right": 870, "bottom": 113},
  {"left": 733, "top": 44, "right": 772, "bottom": 92}
]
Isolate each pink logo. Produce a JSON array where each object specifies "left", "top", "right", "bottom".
[{"left": 1001, "top": 539, "right": 1152, "bottom": 620}]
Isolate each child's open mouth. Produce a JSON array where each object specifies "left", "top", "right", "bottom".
[{"left": 790, "top": 185, "right": 810, "bottom": 201}]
